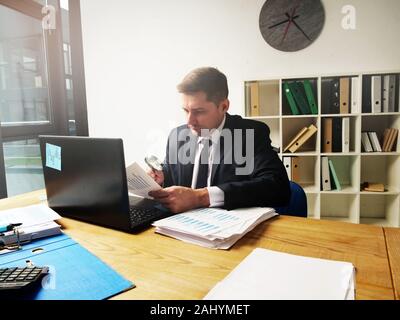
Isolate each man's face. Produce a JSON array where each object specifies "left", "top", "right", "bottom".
[{"left": 181, "top": 91, "right": 229, "bottom": 136}]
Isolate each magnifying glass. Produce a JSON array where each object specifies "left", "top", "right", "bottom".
[{"left": 144, "top": 155, "right": 163, "bottom": 172}]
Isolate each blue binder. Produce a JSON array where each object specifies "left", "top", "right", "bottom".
[{"left": 0, "top": 233, "right": 134, "bottom": 300}]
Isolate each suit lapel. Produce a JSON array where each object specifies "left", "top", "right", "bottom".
[{"left": 211, "top": 114, "right": 233, "bottom": 185}]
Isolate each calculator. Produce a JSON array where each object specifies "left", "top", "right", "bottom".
[{"left": 0, "top": 266, "right": 49, "bottom": 292}]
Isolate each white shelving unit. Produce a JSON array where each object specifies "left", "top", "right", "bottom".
[{"left": 244, "top": 71, "right": 400, "bottom": 227}]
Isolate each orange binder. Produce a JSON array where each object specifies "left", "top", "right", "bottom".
[
  {"left": 288, "top": 124, "right": 318, "bottom": 153},
  {"left": 250, "top": 82, "right": 260, "bottom": 117},
  {"left": 340, "top": 77, "right": 350, "bottom": 114},
  {"left": 291, "top": 157, "right": 300, "bottom": 182},
  {"left": 284, "top": 127, "right": 309, "bottom": 153},
  {"left": 322, "top": 118, "right": 333, "bottom": 153}
]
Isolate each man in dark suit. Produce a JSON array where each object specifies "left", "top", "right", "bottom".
[{"left": 149, "top": 67, "right": 290, "bottom": 213}]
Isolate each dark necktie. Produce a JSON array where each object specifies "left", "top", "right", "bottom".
[{"left": 195, "top": 139, "right": 211, "bottom": 189}]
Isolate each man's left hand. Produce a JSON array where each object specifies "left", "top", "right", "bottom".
[{"left": 149, "top": 187, "right": 210, "bottom": 213}]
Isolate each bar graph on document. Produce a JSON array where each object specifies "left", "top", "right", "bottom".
[{"left": 157, "top": 208, "right": 242, "bottom": 236}]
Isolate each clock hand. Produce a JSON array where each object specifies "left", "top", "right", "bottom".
[
  {"left": 268, "top": 1, "right": 301, "bottom": 22},
  {"left": 280, "top": 8, "right": 298, "bottom": 44},
  {"left": 291, "top": 19, "right": 312, "bottom": 41},
  {"left": 280, "top": 17, "right": 293, "bottom": 44},
  {"left": 262, "top": 3, "right": 301, "bottom": 29},
  {"left": 267, "top": 15, "right": 299, "bottom": 29}
]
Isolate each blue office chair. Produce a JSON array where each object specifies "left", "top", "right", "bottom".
[{"left": 274, "top": 181, "right": 308, "bottom": 218}]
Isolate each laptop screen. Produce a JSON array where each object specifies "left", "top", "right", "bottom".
[{"left": 39, "top": 136, "right": 132, "bottom": 231}]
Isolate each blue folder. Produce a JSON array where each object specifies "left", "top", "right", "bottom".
[{"left": 0, "top": 233, "right": 134, "bottom": 300}]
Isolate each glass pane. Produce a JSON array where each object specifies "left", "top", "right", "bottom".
[
  {"left": 33, "top": 0, "right": 68, "bottom": 9},
  {"left": 60, "top": 3, "right": 76, "bottom": 136},
  {"left": 3, "top": 139, "right": 45, "bottom": 197},
  {"left": 0, "top": 4, "right": 51, "bottom": 126},
  {"left": 60, "top": 0, "right": 69, "bottom": 11}
]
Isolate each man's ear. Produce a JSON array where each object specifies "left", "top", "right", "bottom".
[{"left": 220, "top": 99, "right": 230, "bottom": 113}]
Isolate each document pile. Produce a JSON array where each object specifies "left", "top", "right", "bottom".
[
  {"left": 204, "top": 248, "right": 356, "bottom": 300},
  {"left": 0, "top": 204, "right": 62, "bottom": 250},
  {"left": 152, "top": 207, "right": 277, "bottom": 249}
]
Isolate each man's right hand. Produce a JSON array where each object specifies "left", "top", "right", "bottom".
[{"left": 147, "top": 169, "right": 164, "bottom": 186}]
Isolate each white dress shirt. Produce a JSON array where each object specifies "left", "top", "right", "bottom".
[{"left": 190, "top": 116, "right": 226, "bottom": 208}]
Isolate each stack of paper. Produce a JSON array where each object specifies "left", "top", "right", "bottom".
[
  {"left": 152, "top": 207, "right": 277, "bottom": 249},
  {"left": 204, "top": 248, "right": 356, "bottom": 300},
  {"left": 0, "top": 204, "right": 62, "bottom": 247}
]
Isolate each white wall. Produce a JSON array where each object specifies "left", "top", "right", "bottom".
[{"left": 80, "top": 0, "right": 400, "bottom": 165}]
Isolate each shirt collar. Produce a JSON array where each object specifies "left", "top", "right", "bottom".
[{"left": 198, "top": 115, "right": 226, "bottom": 145}]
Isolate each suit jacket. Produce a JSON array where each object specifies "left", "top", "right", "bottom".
[{"left": 162, "top": 113, "right": 291, "bottom": 210}]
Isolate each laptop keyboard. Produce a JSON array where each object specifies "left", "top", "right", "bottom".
[{"left": 129, "top": 207, "right": 167, "bottom": 228}]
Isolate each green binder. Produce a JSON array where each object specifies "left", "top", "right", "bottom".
[
  {"left": 328, "top": 159, "right": 342, "bottom": 191},
  {"left": 283, "top": 82, "right": 300, "bottom": 115},
  {"left": 303, "top": 80, "right": 318, "bottom": 114},
  {"left": 290, "top": 82, "right": 311, "bottom": 114}
]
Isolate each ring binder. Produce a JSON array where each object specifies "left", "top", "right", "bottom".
[
  {"left": 303, "top": 80, "right": 318, "bottom": 114},
  {"left": 0, "top": 221, "right": 61, "bottom": 249},
  {"left": 290, "top": 81, "right": 311, "bottom": 114},
  {"left": 0, "top": 226, "right": 22, "bottom": 252},
  {"left": 283, "top": 82, "right": 300, "bottom": 115}
]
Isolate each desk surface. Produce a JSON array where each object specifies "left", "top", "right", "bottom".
[
  {"left": 0, "top": 190, "right": 398, "bottom": 300},
  {"left": 384, "top": 228, "right": 400, "bottom": 300}
]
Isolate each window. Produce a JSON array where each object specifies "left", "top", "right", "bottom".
[{"left": 0, "top": 0, "right": 88, "bottom": 198}]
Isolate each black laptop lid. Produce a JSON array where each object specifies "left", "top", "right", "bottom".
[{"left": 39, "top": 136, "right": 131, "bottom": 231}]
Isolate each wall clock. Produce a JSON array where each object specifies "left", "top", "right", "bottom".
[{"left": 259, "top": 0, "right": 325, "bottom": 52}]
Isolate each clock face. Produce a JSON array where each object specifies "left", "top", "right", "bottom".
[{"left": 259, "top": 0, "right": 325, "bottom": 52}]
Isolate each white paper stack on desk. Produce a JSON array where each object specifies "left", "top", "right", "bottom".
[
  {"left": 152, "top": 207, "right": 277, "bottom": 249},
  {"left": 0, "top": 204, "right": 62, "bottom": 248},
  {"left": 204, "top": 248, "right": 356, "bottom": 300}
]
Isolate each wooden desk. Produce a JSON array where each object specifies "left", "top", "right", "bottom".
[
  {"left": 0, "top": 190, "right": 396, "bottom": 300},
  {"left": 384, "top": 227, "right": 400, "bottom": 300}
]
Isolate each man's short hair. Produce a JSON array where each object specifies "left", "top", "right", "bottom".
[{"left": 177, "top": 67, "right": 229, "bottom": 105}]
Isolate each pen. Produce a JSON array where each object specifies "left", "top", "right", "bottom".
[{"left": 0, "top": 223, "right": 22, "bottom": 233}]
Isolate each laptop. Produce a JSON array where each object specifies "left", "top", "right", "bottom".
[{"left": 38, "top": 135, "right": 170, "bottom": 232}]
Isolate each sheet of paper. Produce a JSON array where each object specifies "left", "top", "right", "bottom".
[
  {"left": 211, "top": 211, "right": 277, "bottom": 239},
  {"left": 0, "top": 204, "right": 61, "bottom": 227},
  {"left": 126, "top": 162, "right": 161, "bottom": 199},
  {"left": 345, "top": 269, "right": 356, "bottom": 300},
  {"left": 204, "top": 248, "right": 355, "bottom": 300}
]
